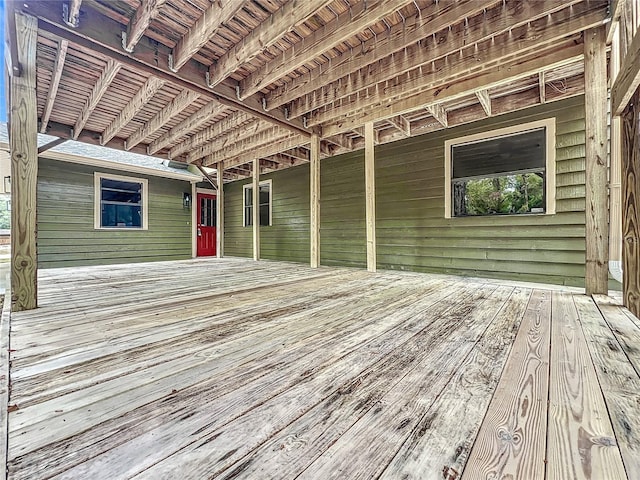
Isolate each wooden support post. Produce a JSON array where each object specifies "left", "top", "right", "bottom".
[
  {"left": 310, "top": 134, "right": 320, "bottom": 268},
  {"left": 584, "top": 27, "right": 609, "bottom": 294},
  {"left": 365, "top": 121, "right": 376, "bottom": 273},
  {"left": 621, "top": 89, "right": 640, "bottom": 317},
  {"left": 252, "top": 158, "right": 260, "bottom": 261},
  {"left": 9, "top": 12, "right": 38, "bottom": 311},
  {"left": 217, "top": 163, "right": 224, "bottom": 258}
]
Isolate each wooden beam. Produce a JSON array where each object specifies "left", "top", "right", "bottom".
[
  {"left": 186, "top": 119, "right": 272, "bottom": 164},
  {"left": 607, "top": 0, "right": 623, "bottom": 43},
  {"left": 475, "top": 90, "right": 492, "bottom": 116},
  {"left": 621, "top": 90, "right": 640, "bottom": 317},
  {"left": 365, "top": 121, "right": 376, "bottom": 273},
  {"left": 239, "top": 0, "right": 411, "bottom": 99},
  {"left": 40, "top": 39, "right": 68, "bottom": 133},
  {"left": 539, "top": 71, "right": 546, "bottom": 104},
  {"left": 170, "top": 111, "right": 252, "bottom": 158},
  {"left": 125, "top": 89, "right": 198, "bottom": 150},
  {"left": 23, "top": 0, "right": 311, "bottom": 136},
  {"left": 101, "top": 76, "right": 164, "bottom": 145},
  {"left": 123, "top": 0, "right": 165, "bottom": 53},
  {"left": 321, "top": 42, "right": 584, "bottom": 137},
  {"left": 37, "top": 138, "right": 67, "bottom": 154},
  {"left": 217, "top": 163, "right": 224, "bottom": 258},
  {"left": 64, "top": 0, "right": 82, "bottom": 27},
  {"left": 148, "top": 100, "right": 227, "bottom": 154},
  {"left": 386, "top": 116, "right": 411, "bottom": 136},
  {"left": 170, "top": 0, "right": 245, "bottom": 71},
  {"left": 196, "top": 164, "right": 218, "bottom": 190},
  {"left": 252, "top": 158, "right": 260, "bottom": 262},
  {"left": 266, "top": 0, "right": 570, "bottom": 111},
  {"left": 612, "top": 24, "right": 640, "bottom": 115},
  {"left": 207, "top": 0, "right": 334, "bottom": 88},
  {"left": 584, "top": 26, "right": 609, "bottom": 295},
  {"left": 204, "top": 127, "right": 293, "bottom": 165},
  {"left": 9, "top": 12, "right": 38, "bottom": 311},
  {"left": 210, "top": 135, "right": 309, "bottom": 169},
  {"left": 427, "top": 104, "right": 449, "bottom": 128},
  {"left": 310, "top": 133, "right": 320, "bottom": 269},
  {"left": 284, "top": 0, "right": 595, "bottom": 118},
  {"left": 73, "top": 58, "right": 121, "bottom": 139}
]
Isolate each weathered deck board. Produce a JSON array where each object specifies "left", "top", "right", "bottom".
[
  {"left": 547, "top": 292, "right": 627, "bottom": 480},
  {"left": 381, "top": 287, "right": 533, "bottom": 480},
  {"left": 461, "top": 289, "right": 551, "bottom": 480},
  {"left": 3, "top": 258, "right": 638, "bottom": 480}
]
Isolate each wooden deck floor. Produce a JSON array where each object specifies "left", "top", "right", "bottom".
[{"left": 5, "top": 258, "right": 640, "bottom": 480}]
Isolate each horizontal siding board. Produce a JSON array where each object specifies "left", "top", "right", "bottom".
[{"left": 37, "top": 158, "right": 193, "bottom": 268}]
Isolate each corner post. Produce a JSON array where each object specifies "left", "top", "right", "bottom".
[
  {"left": 584, "top": 26, "right": 609, "bottom": 294},
  {"left": 9, "top": 12, "right": 38, "bottom": 311},
  {"left": 365, "top": 121, "right": 376, "bottom": 273},
  {"left": 252, "top": 158, "right": 260, "bottom": 261},
  {"left": 216, "top": 163, "right": 224, "bottom": 258},
  {"left": 310, "top": 134, "right": 320, "bottom": 268}
]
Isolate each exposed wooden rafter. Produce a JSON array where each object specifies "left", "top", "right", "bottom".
[
  {"left": 101, "top": 76, "right": 164, "bottom": 145},
  {"left": 476, "top": 90, "right": 492, "bottom": 116},
  {"left": 170, "top": 111, "right": 253, "bottom": 158},
  {"left": 64, "top": 0, "right": 82, "bottom": 27},
  {"left": 40, "top": 39, "right": 68, "bottom": 133},
  {"left": 304, "top": 4, "right": 606, "bottom": 124},
  {"left": 123, "top": 0, "right": 165, "bottom": 53},
  {"left": 125, "top": 89, "right": 199, "bottom": 150},
  {"left": 210, "top": 134, "right": 310, "bottom": 170},
  {"left": 427, "top": 104, "right": 449, "bottom": 128},
  {"left": 148, "top": 100, "right": 228, "bottom": 154},
  {"left": 24, "top": 0, "right": 312, "bottom": 136},
  {"left": 170, "top": 0, "right": 246, "bottom": 71},
  {"left": 186, "top": 120, "right": 273, "bottom": 164},
  {"left": 73, "top": 58, "right": 121, "bottom": 139},
  {"left": 206, "top": 0, "right": 334, "bottom": 88},
  {"left": 321, "top": 43, "right": 583, "bottom": 137},
  {"left": 266, "top": 0, "right": 496, "bottom": 110},
  {"left": 539, "top": 72, "right": 546, "bottom": 104},
  {"left": 281, "top": 0, "right": 589, "bottom": 118},
  {"left": 239, "top": 0, "right": 412, "bottom": 99},
  {"left": 387, "top": 116, "right": 411, "bottom": 136}
]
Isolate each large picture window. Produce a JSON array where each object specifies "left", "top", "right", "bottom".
[
  {"left": 243, "top": 180, "right": 272, "bottom": 226},
  {"left": 95, "top": 173, "right": 148, "bottom": 229},
  {"left": 444, "top": 118, "right": 556, "bottom": 218}
]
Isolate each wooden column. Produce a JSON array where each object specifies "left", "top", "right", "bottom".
[
  {"left": 216, "top": 163, "right": 224, "bottom": 258},
  {"left": 621, "top": 89, "right": 640, "bottom": 317},
  {"left": 252, "top": 158, "right": 260, "bottom": 261},
  {"left": 584, "top": 26, "right": 609, "bottom": 294},
  {"left": 9, "top": 13, "right": 39, "bottom": 311},
  {"left": 310, "top": 134, "right": 320, "bottom": 268},
  {"left": 364, "top": 121, "right": 376, "bottom": 272}
]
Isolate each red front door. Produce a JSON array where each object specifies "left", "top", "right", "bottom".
[{"left": 197, "top": 193, "right": 216, "bottom": 256}]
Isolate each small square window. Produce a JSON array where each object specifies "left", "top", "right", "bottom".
[
  {"left": 243, "top": 180, "right": 272, "bottom": 227},
  {"left": 95, "top": 173, "right": 148, "bottom": 229}
]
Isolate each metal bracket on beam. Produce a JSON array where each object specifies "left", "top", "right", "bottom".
[
  {"left": 62, "top": 3, "right": 78, "bottom": 27},
  {"left": 121, "top": 31, "right": 134, "bottom": 53}
]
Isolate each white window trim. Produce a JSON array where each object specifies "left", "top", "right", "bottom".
[
  {"left": 444, "top": 117, "right": 556, "bottom": 219},
  {"left": 94, "top": 172, "right": 149, "bottom": 230},
  {"left": 243, "top": 179, "right": 273, "bottom": 227}
]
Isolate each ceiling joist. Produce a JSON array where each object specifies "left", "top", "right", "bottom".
[
  {"left": 475, "top": 90, "right": 492, "bottom": 116},
  {"left": 123, "top": 0, "right": 165, "bottom": 53}
]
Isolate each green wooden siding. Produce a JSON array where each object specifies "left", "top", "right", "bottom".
[
  {"left": 224, "top": 96, "right": 592, "bottom": 287},
  {"left": 37, "top": 158, "right": 193, "bottom": 268},
  {"left": 225, "top": 164, "right": 310, "bottom": 263}
]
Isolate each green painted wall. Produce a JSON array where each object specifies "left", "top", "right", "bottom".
[
  {"left": 225, "top": 164, "right": 310, "bottom": 263},
  {"left": 37, "top": 158, "right": 193, "bottom": 268},
  {"left": 225, "top": 96, "right": 591, "bottom": 287}
]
